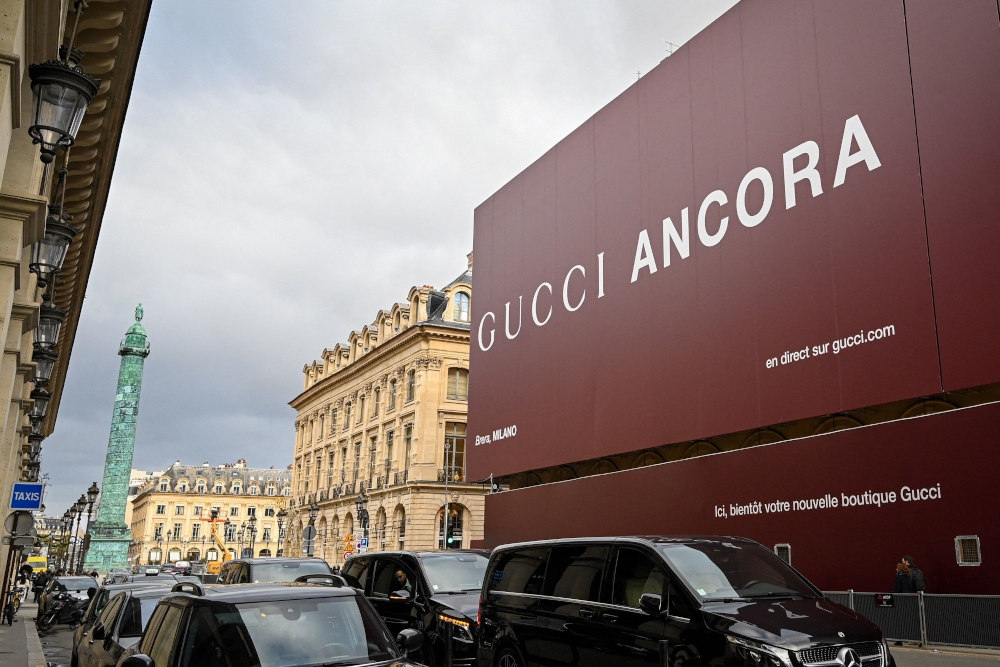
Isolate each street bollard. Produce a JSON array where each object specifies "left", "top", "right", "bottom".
[{"left": 445, "top": 618, "right": 453, "bottom": 667}]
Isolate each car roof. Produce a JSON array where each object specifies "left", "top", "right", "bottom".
[
  {"left": 488, "top": 535, "right": 760, "bottom": 553},
  {"left": 57, "top": 575, "right": 97, "bottom": 582},
  {"left": 353, "top": 549, "right": 489, "bottom": 559},
  {"left": 228, "top": 557, "right": 326, "bottom": 565},
  {"left": 164, "top": 582, "right": 358, "bottom": 605},
  {"left": 100, "top": 581, "right": 171, "bottom": 593},
  {"left": 129, "top": 586, "right": 176, "bottom": 599}
]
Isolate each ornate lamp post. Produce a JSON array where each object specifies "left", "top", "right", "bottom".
[
  {"left": 30, "top": 206, "right": 78, "bottom": 288},
  {"left": 354, "top": 490, "right": 369, "bottom": 550},
  {"left": 69, "top": 495, "right": 85, "bottom": 573},
  {"left": 248, "top": 514, "right": 257, "bottom": 557},
  {"left": 276, "top": 509, "right": 287, "bottom": 557},
  {"left": 78, "top": 482, "right": 98, "bottom": 573}
]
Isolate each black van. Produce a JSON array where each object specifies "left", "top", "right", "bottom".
[{"left": 478, "top": 536, "right": 895, "bottom": 667}]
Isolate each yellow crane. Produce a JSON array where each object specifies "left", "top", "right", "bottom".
[{"left": 205, "top": 507, "right": 233, "bottom": 575}]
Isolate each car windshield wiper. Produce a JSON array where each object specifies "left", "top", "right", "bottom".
[
  {"left": 742, "top": 592, "right": 814, "bottom": 599},
  {"left": 702, "top": 596, "right": 750, "bottom": 603}
]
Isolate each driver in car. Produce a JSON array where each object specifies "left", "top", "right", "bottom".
[{"left": 394, "top": 569, "right": 412, "bottom": 593}]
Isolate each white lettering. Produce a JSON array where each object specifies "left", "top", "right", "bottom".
[
  {"left": 663, "top": 208, "right": 690, "bottom": 267},
  {"left": 597, "top": 252, "right": 605, "bottom": 298},
  {"left": 698, "top": 190, "right": 729, "bottom": 247},
  {"left": 532, "top": 282, "right": 553, "bottom": 326},
  {"left": 505, "top": 296, "right": 522, "bottom": 340},
  {"left": 833, "top": 114, "right": 881, "bottom": 188},
  {"left": 783, "top": 140, "right": 823, "bottom": 209},
  {"left": 478, "top": 312, "right": 495, "bottom": 351},
  {"left": 630, "top": 229, "right": 657, "bottom": 283},
  {"left": 736, "top": 167, "right": 774, "bottom": 228},
  {"left": 563, "top": 265, "right": 586, "bottom": 312}
]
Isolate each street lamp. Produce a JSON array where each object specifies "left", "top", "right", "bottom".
[
  {"left": 30, "top": 205, "right": 78, "bottom": 288},
  {"left": 77, "top": 482, "right": 98, "bottom": 573},
  {"left": 27, "top": 48, "right": 101, "bottom": 164},
  {"left": 354, "top": 490, "right": 369, "bottom": 545},
  {"left": 28, "top": 387, "right": 51, "bottom": 423},
  {"left": 276, "top": 509, "right": 287, "bottom": 557},
  {"left": 248, "top": 514, "right": 257, "bottom": 557},
  {"left": 35, "top": 302, "right": 67, "bottom": 352},
  {"left": 70, "top": 495, "right": 84, "bottom": 573}
]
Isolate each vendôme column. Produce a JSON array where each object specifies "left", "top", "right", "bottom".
[{"left": 84, "top": 304, "right": 150, "bottom": 572}]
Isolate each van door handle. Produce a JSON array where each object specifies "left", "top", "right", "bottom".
[
  {"left": 603, "top": 613, "right": 618, "bottom": 623},
  {"left": 579, "top": 608, "right": 595, "bottom": 619}
]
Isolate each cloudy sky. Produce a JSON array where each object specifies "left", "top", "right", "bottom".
[{"left": 43, "top": 1, "right": 738, "bottom": 514}]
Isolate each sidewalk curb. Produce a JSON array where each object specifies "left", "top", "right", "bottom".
[{"left": 22, "top": 603, "right": 44, "bottom": 667}]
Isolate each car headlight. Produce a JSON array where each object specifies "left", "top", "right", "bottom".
[
  {"left": 727, "top": 636, "right": 792, "bottom": 667},
  {"left": 438, "top": 613, "right": 475, "bottom": 641}
]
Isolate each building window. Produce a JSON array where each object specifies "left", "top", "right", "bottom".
[
  {"left": 266, "top": 482, "right": 276, "bottom": 496},
  {"left": 330, "top": 408, "right": 337, "bottom": 434},
  {"left": 386, "top": 431, "right": 394, "bottom": 469},
  {"left": 319, "top": 414, "right": 325, "bottom": 439},
  {"left": 774, "top": 544, "right": 791, "bottom": 565},
  {"left": 191, "top": 524, "right": 201, "bottom": 539},
  {"left": 175, "top": 505, "right": 185, "bottom": 515},
  {"left": 230, "top": 506, "right": 239, "bottom": 517},
  {"left": 439, "top": 504, "right": 464, "bottom": 549},
  {"left": 247, "top": 506, "right": 256, "bottom": 517},
  {"left": 159, "top": 479, "right": 169, "bottom": 492},
  {"left": 368, "top": 436, "right": 378, "bottom": 480},
  {"left": 282, "top": 485, "right": 290, "bottom": 496},
  {"left": 443, "top": 422, "right": 466, "bottom": 482},
  {"left": 173, "top": 523, "right": 183, "bottom": 539},
  {"left": 262, "top": 527, "right": 272, "bottom": 542},
  {"left": 214, "top": 483, "right": 223, "bottom": 494},
  {"left": 454, "top": 292, "right": 470, "bottom": 322},
  {"left": 353, "top": 442, "right": 361, "bottom": 482},
  {"left": 177, "top": 481, "right": 188, "bottom": 492},
  {"left": 447, "top": 367, "right": 469, "bottom": 401},
  {"left": 194, "top": 505, "right": 203, "bottom": 517},
  {"left": 406, "top": 370, "right": 415, "bottom": 402},
  {"left": 373, "top": 387, "right": 380, "bottom": 417},
  {"left": 250, "top": 484, "right": 260, "bottom": 495},
  {"left": 156, "top": 504, "right": 166, "bottom": 515},
  {"left": 264, "top": 507, "right": 275, "bottom": 517},
  {"left": 955, "top": 536, "right": 982, "bottom": 566},
  {"left": 232, "top": 482, "right": 242, "bottom": 494},
  {"left": 225, "top": 524, "right": 237, "bottom": 541},
  {"left": 196, "top": 480, "right": 206, "bottom": 493},
  {"left": 154, "top": 524, "right": 163, "bottom": 539},
  {"left": 344, "top": 403, "right": 351, "bottom": 427},
  {"left": 359, "top": 395, "right": 366, "bottom": 423},
  {"left": 388, "top": 380, "right": 397, "bottom": 411}
]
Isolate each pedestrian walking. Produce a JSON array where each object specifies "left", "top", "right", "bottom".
[
  {"left": 903, "top": 555, "right": 926, "bottom": 592},
  {"left": 33, "top": 568, "right": 50, "bottom": 602},
  {"left": 892, "top": 562, "right": 914, "bottom": 593}
]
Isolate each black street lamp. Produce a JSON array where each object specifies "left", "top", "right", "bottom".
[
  {"left": 35, "top": 303, "right": 66, "bottom": 352},
  {"left": 70, "top": 495, "right": 85, "bottom": 573},
  {"left": 28, "top": 387, "right": 51, "bottom": 423},
  {"left": 30, "top": 205, "right": 78, "bottom": 288},
  {"left": 27, "top": 47, "right": 101, "bottom": 164},
  {"left": 248, "top": 514, "right": 257, "bottom": 557},
  {"left": 276, "top": 508, "right": 287, "bottom": 557},
  {"left": 354, "top": 490, "right": 369, "bottom": 543},
  {"left": 78, "top": 481, "right": 98, "bottom": 571}
]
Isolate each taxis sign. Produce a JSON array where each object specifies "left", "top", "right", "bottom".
[{"left": 10, "top": 483, "right": 43, "bottom": 510}]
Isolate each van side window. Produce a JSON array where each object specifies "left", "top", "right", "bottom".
[
  {"left": 543, "top": 545, "right": 608, "bottom": 603},
  {"left": 488, "top": 548, "right": 548, "bottom": 595},
  {"left": 342, "top": 557, "right": 372, "bottom": 591},
  {"left": 612, "top": 548, "right": 665, "bottom": 608}
]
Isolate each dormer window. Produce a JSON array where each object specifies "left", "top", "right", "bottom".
[
  {"left": 159, "top": 479, "right": 169, "bottom": 492},
  {"left": 454, "top": 292, "right": 470, "bottom": 322}
]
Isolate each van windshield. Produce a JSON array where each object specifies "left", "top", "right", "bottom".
[
  {"left": 251, "top": 561, "right": 331, "bottom": 583},
  {"left": 658, "top": 541, "right": 817, "bottom": 601},
  {"left": 421, "top": 553, "right": 489, "bottom": 593}
]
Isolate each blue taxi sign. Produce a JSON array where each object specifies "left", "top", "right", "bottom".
[{"left": 10, "top": 483, "right": 44, "bottom": 510}]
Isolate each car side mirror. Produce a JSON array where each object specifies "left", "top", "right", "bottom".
[
  {"left": 389, "top": 589, "right": 412, "bottom": 601},
  {"left": 639, "top": 593, "right": 663, "bottom": 616},
  {"left": 91, "top": 621, "right": 106, "bottom": 641},
  {"left": 396, "top": 628, "right": 424, "bottom": 656},
  {"left": 121, "top": 655, "right": 155, "bottom": 667}
]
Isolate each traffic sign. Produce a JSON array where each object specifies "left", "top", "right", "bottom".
[
  {"left": 10, "top": 483, "right": 43, "bottom": 510},
  {"left": 302, "top": 526, "right": 317, "bottom": 541},
  {"left": 359, "top": 537, "right": 368, "bottom": 548},
  {"left": 344, "top": 550, "right": 353, "bottom": 559},
  {"left": 4, "top": 511, "right": 34, "bottom": 536}
]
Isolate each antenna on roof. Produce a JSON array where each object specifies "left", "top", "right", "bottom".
[{"left": 665, "top": 41, "right": 679, "bottom": 56}]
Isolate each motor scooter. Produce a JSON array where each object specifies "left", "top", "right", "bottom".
[{"left": 35, "top": 590, "right": 90, "bottom": 634}]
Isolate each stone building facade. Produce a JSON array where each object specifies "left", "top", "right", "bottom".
[
  {"left": 128, "top": 459, "right": 291, "bottom": 565},
  {"left": 288, "top": 256, "right": 483, "bottom": 562},
  {"left": 0, "top": 1, "right": 149, "bottom": 573}
]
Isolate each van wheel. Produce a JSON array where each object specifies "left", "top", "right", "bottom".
[{"left": 496, "top": 647, "right": 524, "bottom": 667}]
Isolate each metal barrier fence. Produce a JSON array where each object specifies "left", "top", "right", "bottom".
[{"left": 824, "top": 591, "right": 1000, "bottom": 650}]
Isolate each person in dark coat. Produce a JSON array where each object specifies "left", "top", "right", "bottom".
[
  {"left": 892, "top": 562, "right": 914, "bottom": 593},
  {"left": 903, "top": 555, "right": 926, "bottom": 592}
]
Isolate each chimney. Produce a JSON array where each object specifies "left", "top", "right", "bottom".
[{"left": 467, "top": 251, "right": 473, "bottom": 269}]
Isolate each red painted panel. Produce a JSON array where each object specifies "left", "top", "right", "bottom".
[
  {"left": 905, "top": 0, "right": 1000, "bottom": 389},
  {"left": 469, "top": 0, "right": 945, "bottom": 480},
  {"left": 484, "top": 402, "right": 1000, "bottom": 595}
]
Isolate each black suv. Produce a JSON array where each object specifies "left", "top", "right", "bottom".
[
  {"left": 217, "top": 557, "right": 332, "bottom": 584},
  {"left": 73, "top": 581, "right": 174, "bottom": 663},
  {"left": 341, "top": 549, "right": 489, "bottom": 667},
  {"left": 118, "top": 580, "right": 424, "bottom": 667},
  {"left": 73, "top": 585, "right": 173, "bottom": 667},
  {"left": 478, "top": 536, "right": 896, "bottom": 667}
]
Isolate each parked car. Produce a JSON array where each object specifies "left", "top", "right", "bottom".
[
  {"left": 478, "top": 536, "right": 897, "bottom": 667},
  {"left": 103, "top": 569, "right": 133, "bottom": 585},
  {"left": 74, "top": 582, "right": 179, "bottom": 653},
  {"left": 73, "top": 586, "right": 173, "bottom": 667},
  {"left": 38, "top": 575, "right": 97, "bottom": 618},
  {"left": 171, "top": 561, "right": 192, "bottom": 576},
  {"left": 217, "top": 557, "right": 332, "bottom": 584},
  {"left": 116, "top": 580, "right": 425, "bottom": 667},
  {"left": 341, "top": 549, "right": 489, "bottom": 667}
]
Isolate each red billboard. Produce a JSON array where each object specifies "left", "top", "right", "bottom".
[
  {"left": 468, "top": 0, "right": 1000, "bottom": 480},
  {"left": 481, "top": 401, "right": 1000, "bottom": 594}
]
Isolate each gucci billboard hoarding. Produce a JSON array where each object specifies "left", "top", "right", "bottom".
[{"left": 468, "top": 0, "right": 1000, "bottom": 479}]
